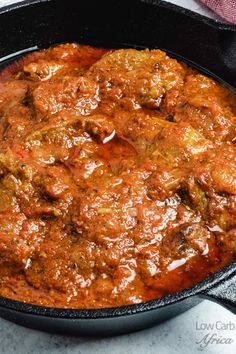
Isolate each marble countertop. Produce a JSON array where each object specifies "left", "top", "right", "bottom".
[{"left": 0, "top": 1, "right": 235, "bottom": 353}]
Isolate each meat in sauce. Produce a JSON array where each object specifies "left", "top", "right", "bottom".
[{"left": 0, "top": 43, "right": 235, "bottom": 308}]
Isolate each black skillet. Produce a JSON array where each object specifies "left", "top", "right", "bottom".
[{"left": 0, "top": 0, "right": 235, "bottom": 336}]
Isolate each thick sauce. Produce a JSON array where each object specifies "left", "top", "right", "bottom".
[{"left": 0, "top": 43, "right": 235, "bottom": 308}]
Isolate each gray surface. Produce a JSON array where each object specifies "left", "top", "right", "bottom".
[
  {"left": 0, "top": 301, "right": 236, "bottom": 354},
  {"left": 0, "top": 0, "right": 235, "bottom": 353}
]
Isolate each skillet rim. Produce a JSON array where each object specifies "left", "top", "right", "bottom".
[
  {"left": 1, "top": 0, "right": 236, "bottom": 31},
  {"left": 0, "top": 0, "right": 235, "bottom": 320}
]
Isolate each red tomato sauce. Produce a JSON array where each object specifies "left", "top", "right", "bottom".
[{"left": 0, "top": 43, "right": 235, "bottom": 308}]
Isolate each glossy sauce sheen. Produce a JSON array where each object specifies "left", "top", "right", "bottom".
[{"left": 0, "top": 43, "right": 235, "bottom": 308}]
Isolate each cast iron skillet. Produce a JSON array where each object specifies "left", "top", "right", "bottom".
[{"left": 0, "top": 0, "right": 235, "bottom": 336}]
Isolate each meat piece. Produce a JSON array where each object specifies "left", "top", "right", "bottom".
[
  {"left": 114, "top": 110, "right": 169, "bottom": 153},
  {"left": 0, "top": 80, "right": 29, "bottom": 112},
  {"left": 163, "top": 74, "right": 236, "bottom": 143},
  {"left": 160, "top": 223, "right": 210, "bottom": 269},
  {"left": 147, "top": 167, "right": 183, "bottom": 201},
  {"left": 180, "top": 178, "right": 208, "bottom": 212},
  {"left": 25, "top": 111, "right": 115, "bottom": 146},
  {"left": 0, "top": 44, "right": 108, "bottom": 82},
  {"left": 195, "top": 147, "right": 236, "bottom": 195},
  {"left": 33, "top": 165, "right": 74, "bottom": 200},
  {"left": 144, "top": 121, "right": 212, "bottom": 173},
  {"left": 205, "top": 194, "right": 236, "bottom": 231},
  {"left": 32, "top": 75, "right": 99, "bottom": 116},
  {"left": 114, "top": 111, "right": 212, "bottom": 164},
  {"left": 23, "top": 60, "right": 64, "bottom": 81},
  {"left": 87, "top": 48, "right": 185, "bottom": 110},
  {"left": 0, "top": 216, "right": 45, "bottom": 268},
  {"left": 47, "top": 43, "right": 108, "bottom": 70}
]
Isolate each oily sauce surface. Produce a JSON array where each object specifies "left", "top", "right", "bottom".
[{"left": 0, "top": 43, "right": 235, "bottom": 308}]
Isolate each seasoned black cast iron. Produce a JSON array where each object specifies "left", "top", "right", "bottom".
[{"left": 0, "top": 0, "right": 235, "bottom": 336}]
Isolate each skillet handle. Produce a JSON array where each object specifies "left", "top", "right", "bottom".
[{"left": 199, "top": 272, "right": 236, "bottom": 314}]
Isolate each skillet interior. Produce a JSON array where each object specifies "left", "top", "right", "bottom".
[{"left": 0, "top": 0, "right": 235, "bottom": 335}]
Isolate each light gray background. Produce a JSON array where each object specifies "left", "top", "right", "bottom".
[{"left": 0, "top": 0, "right": 235, "bottom": 353}]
